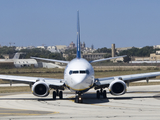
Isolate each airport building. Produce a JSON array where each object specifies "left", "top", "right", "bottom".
[
  {"left": 130, "top": 51, "right": 160, "bottom": 63},
  {"left": 82, "top": 53, "right": 106, "bottom": 60}
]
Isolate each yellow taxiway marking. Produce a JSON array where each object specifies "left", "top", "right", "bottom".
[{"left": 0, "top": 107, "right": 59, "bottom": 116}]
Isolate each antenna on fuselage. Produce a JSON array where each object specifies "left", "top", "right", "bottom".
[{"left": 76, "top": 10, "right": 81, "bottom": 59}]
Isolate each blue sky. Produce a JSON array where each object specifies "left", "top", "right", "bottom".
[{"left": 0, "top": 0, "right": 160, "bottom": 49}]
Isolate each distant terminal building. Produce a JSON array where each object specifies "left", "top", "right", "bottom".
[
  {"left": 130, "top": 51, "right": 160, "bottom": 63},
  {"left": 55, "top": 45, "right": 67, "bottom": 53},
  {"left": 56, "top": 45, "right": 67, "bottom": 50},
  {"left": 27, "top": 46, "right": 35, "bottom": 49},
  {"left": 0, "top": 60, "right": 14, "bottom": 68},
  {"left": 37, "top": 46, "right": 47, "bottom": 49},
  {"left": 82, "top": 53, "right": 106, "bottom": 60},
  {"left": 116, "top": 47, "right": 133, "bottom": 54},
  {"left": 15, "top": 46, "right": 27, "bottom": 51},
  {"left": 47, "top": 46, "right": 59, "bottom": 53}
]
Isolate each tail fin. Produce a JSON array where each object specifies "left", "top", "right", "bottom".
[
  {"left": 76, "top": 11, "right": 81, "bottom": 59},
  {"left": 13, "top": 52, "right": 25, "bottom": 59}
]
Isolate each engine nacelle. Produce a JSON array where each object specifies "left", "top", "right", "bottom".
[
  {"left": 109, "top": 79, "right": 126, "bottom": 95},
  {"left": 32, "top": 81, "right": 50, "bottom": 97}
]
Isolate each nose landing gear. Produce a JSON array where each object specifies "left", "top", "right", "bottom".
[{"left": 75, "top": 93, "right": 83, "bottom": 103}]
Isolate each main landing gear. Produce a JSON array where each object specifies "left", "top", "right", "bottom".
[
  {"left": 96, "top": 88, "right": 107, "bottom": 99},
  {"left": 53, "top": 89, "right": 63, "bottom": 100},
  {"left": 75, "top": 93, "right": 83, "bottom": 103}
]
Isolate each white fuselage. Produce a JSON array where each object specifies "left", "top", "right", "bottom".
[{"left": 64, "top": 58, "right": 94, "bottom": 93}]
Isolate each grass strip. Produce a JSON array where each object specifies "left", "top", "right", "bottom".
[{"left": 0, "top": 86, "right": 30, "bottom": 93}]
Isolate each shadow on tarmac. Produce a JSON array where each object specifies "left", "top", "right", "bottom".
[{"left": 0, "top": 93, "right": 160, "bottom": 104}]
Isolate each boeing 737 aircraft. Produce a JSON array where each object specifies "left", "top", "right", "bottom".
[{"left": 0, "top": 11, "right": 160, "bottom": 103}]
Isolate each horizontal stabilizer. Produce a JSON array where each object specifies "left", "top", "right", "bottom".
[
  {"left": 31, "top": 57, "right": 69, "bottom": 64},
  {"left": 89, "top": 55, "right": 127, "bottom": 63}
]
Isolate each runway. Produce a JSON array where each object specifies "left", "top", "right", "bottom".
[{"left": 0, "top": 85, "right": 160, "bottom": 120}]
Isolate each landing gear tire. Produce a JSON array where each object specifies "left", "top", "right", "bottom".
[
  {"left": 96, "top": 89, "right": 107, "bottom": 99},
  {"left": 53, "top": 91, "right": 56, "bottom": 100},
  {"left": 96, "top": 90, "right": 100, "bottom": 99},
  {"left": 59, "top": 91, "right": 63, "bottom": 99},
  {"left": 103, "top": 90, "right": 106, "bottom": 98},
  {"left": 75, "top": 94, "right": 83, "bottom": 103}
]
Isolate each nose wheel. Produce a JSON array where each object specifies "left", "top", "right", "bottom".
[{"left": 75, "top": 94, "right": 83, "bottom": 103}]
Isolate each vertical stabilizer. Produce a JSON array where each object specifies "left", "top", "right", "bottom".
[
  {"left": 13, "top": 52, "right": 25, "bottom": 59},
  {"left": 76, "top": 11, "right": 81, "bottom": 59}
]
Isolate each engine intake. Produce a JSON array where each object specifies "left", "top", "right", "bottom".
[
  {"left": 109, "top": 79, "right": 126, "bottom": 95},
  {"left": 32, "top": 81, "right": 50, "bottom": 97}
]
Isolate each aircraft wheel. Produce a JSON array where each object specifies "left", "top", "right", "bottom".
[
  {"left": 59, "top": 91, "right": 63, "bottom": 99},
  {"left": 53, "top": 91, "right": 56, "bottom": 100},
  {"left": 78, "top": 96, "right": 83, "bottom": 103},
  {"left": 96, "top": 90, "right": 100, "bottom": 99},
  {"left": 103, "top": 90, "right": 106, "bottom": 98},
  {"left": 75, "top": 95, "right": 83, "bottom": 103}
]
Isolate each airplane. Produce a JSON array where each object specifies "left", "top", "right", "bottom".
[
  {"left": 0, "top": 52, "right": 38, "bottom": 68},
  {"left": 0, "top": 11, "right": 160, "bottom": 103}
]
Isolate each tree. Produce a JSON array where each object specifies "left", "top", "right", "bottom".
[
  {"left": 19, "top": 48, "right": 65, "bottom": 60},
  {"left": 94, "top": 47, "right": 111, "bottom": 53},
  {"left": 119, "top": 46, "right": 157, "bottom": 57},
  {"left": 0, "top": 46, "right": 17, "bottom": 55},
  {"left": 123, "top": 56, "right": 131, "bottom": 63},
  {"left": 66, "top": 54, "right": 76, "bottom": 61},
  {"left": 64, "top": 48, "right": 76, "bottom": 54}
]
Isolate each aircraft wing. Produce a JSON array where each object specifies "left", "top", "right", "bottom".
[
  {"left": 31, "top": 57, "right": 69, "bottom": 64},
  {"left": 0, "top": 75, "right": 64, "bottom": 88},
  {"left": 89, "top": 55, "right": 127, "bottom": 63},
  {"left": 95, "top": 72, "right": 160, "bottom": 87}
]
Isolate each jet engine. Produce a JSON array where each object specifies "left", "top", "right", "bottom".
[
  {"left": 32, "top": 81, "right": 50, "bottom": 97},
  {"left": 109, "top": 79, "right": 126, "bottom": 95}
]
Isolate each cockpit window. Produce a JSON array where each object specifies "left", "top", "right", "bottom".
[
  {"left": 73, "top": 71, "right": 79, "bottom": 74},
  {"left": 69, "top": 70, "right": 90, "bottom": 75},
  {"left": 80, "top": 70, "right": 86, "bottom": 74},
  {"left": 69, "top": 70, "right": 72, "bottom": 75},
  {"left": 86, "top": 70, "right": 90, "bottom": 75}
]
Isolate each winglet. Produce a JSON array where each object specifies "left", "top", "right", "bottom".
[{"left": 76, "top": 11, "right": 81, "bottom": 59}]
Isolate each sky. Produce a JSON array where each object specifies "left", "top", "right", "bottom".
[{"left": 0, "top": 0, "right": 160, "bottom": 49}]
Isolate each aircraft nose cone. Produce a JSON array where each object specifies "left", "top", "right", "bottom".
[{"left": 72, "top": 75, "right": 87, "bottom": 84}]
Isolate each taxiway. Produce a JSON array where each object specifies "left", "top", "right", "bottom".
[{"left": 0, "top": 85, "right": 160, "bottom": 120}]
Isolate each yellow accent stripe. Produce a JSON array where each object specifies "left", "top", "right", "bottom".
[{"left": 65, "top": 84, "right": 92, "bottom": 91}]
